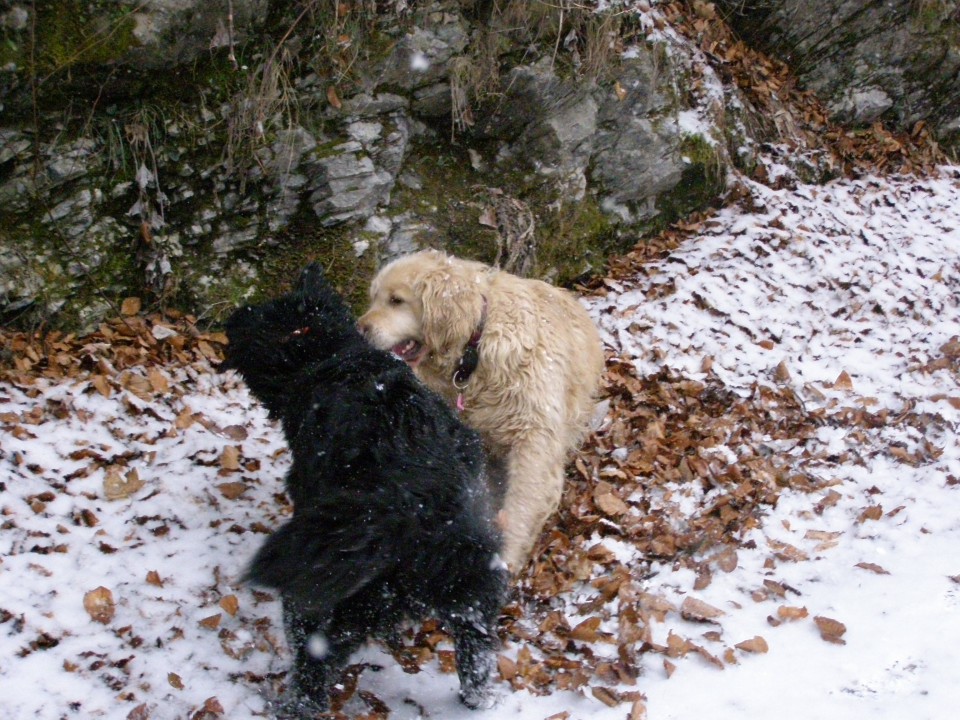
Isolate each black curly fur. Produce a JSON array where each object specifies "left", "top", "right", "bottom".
[{"left": 222, "top": 264, "right": 507, "bottom": 713}]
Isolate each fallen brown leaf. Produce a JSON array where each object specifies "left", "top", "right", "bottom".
[
  {"left": 804, "top": 529, "right": 841, "bottom": 542},
  {"left": 219, "top": 595, "right": 239, "bottom": 617},
  {"left": 147, "top": 367, "right": 170, "bottom": 393},
  {"left": 437, "top": 649, "right": 457, "bottom": 674},
  {"left": 569, "top": 616, "right": 602, "bottom": 642},
  {"left": 327, "top": 85, "right": 342, "bottom": 109},
  {"left": 593, "top": 481, "right": 629, "bottom": 516},
  {"left": 815, "top": 489, "right": 842, "bottom": 514},
  {"left": 680, "top": 597, "right": 725, "bottom": 623},
  {"left": 216, "top": 482, "right": 248, "bottom": 500},
  {"left": 498, "top": 654, "right": 518, "bottom": 681},
  {"left": 91, "top": 374, "right": 112, "bottom": 398},
  {"left": 121, "top": 297, "right": 142, "bottom": 316},
  {"left": 219, "top": 446, "right": 241, "bottom": 472},
  {"left": 591, "top": 686, "right": 621, "bottom": 707},
  {"left": 833, "top": 370, "right": 854, "bottom": 390},
  {"left": 665, "top": 630, "right": 692, "bottom": 659},
  {"left": 814, "top": 616, "right": 847, "bottom": 644},
  {"left": 198, "top": 613, "right": 222, "bottom": 630},
  {"left": 104, "top": 466, "right": 144, "bottom": 501},
  {"left": 777, "top": 605, "right": 809, "bottom": 621},
  {"left": 220, "top": 424, "right": 248, "bottom": 441},
  {"left": 127, "top": 704, "right": 150, "bottom": 720},
  {"left": 713, "top": 547, "right": 739, "bottom": 573},
  {"left": 735, "top": 636, "right": 769, "bottom": 653},
  {"left": 83, "top": 586, "right": 116, "bottom": 624},
  {"left": 774, "top": 360, "right": 791, "bottom": 383},
  {"left": 190, "top": 697, "right": 224, "bottom": 720}
]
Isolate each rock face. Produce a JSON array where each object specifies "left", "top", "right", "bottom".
[
  {"left": 0, "top": 0, "right": 955, "bottom": 330},
  {"left": 716, "top": 0, "right": 960, "bottom": 147},
  {"left": 1, "top": 1, "right": 268, "bottom": 79}
]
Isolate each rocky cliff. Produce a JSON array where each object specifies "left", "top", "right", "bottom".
[{"left": 0, "top": 1, "right": 949, "bottom": 330}]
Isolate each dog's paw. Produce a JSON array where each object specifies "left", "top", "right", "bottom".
[{"left": 459, "top": 685, "right": 499, "bottom": 710}]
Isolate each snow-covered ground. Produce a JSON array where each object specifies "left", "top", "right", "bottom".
[
  {"left": 587, "top": 168, "right": 960, "bottom": 720},
  {"left": 1, "top": 167, "right": 959, "bottom": 720}
]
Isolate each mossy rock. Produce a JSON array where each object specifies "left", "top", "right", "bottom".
[{"left": 383, "top": 132, "right": 624, "bottom": 286}]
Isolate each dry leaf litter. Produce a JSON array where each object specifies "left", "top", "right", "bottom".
[{"left": 2, "top": 4, "right": 960, "bottom": 720}]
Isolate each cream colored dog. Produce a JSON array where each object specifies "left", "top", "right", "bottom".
[{"left": 359, "top": 250, "right": 604, "bottom": 572}]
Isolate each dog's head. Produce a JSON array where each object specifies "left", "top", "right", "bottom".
[
  {"left": 358, "top": 250, "right": 488, "bottom": 367},
  {"left": 222, "top": 263, "right": 359, "bottom": 413}
]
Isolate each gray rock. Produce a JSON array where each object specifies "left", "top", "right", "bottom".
[
  {"left": 716, "top": 0, "right": 960, "bottom": 148},
  {"left": 831, "top": 86, "right": 894, "bottom": 124},
  {"left": 383, "top": 212, "right": 435, "bottom": 260},
  {"left": 347, "top": 121, "right": 384, "bottom": 145},
  {"left": 378, "top": 21, "right": 470, "bottom": 91},
  {"left": 0, "top": 242, "right": 43, "bottom": 309},
  {"left": 1, "top": 6, "right": 29, "bottom": 32},
  {"left": 306, "top": 113, "right": 410, "bottom": 226},
  {"left": 470, "top": 52, "right": 693, "bottom": 221},
  {"left": 125, "top": 0, "right": 269, "bottom": 70},
  {"left": 44, "top": 188, "right": 95, "bottom": 224},
  {"left": 11, "top": 0, "right": 953, "bottom": 330},
  {"left": 213, "top": 225, "right": 260, "bottom": 255},
  {"left": 339, "top": 93, "right": 409, "bottom": 117},
  {"left": 0, "top": 129, "right": 29, "bottom": 164}
]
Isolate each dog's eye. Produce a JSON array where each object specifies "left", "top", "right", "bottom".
[{"left": 389, "top": 295, "right": 404, "bottom": 306}]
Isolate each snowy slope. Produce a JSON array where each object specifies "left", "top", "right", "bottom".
[{"left": 1, "top": 167, "right": 959, "bottom": 720}]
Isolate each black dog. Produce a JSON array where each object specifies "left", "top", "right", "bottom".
[{"left": 222, "top": 264, "right": 507, "bottom": 714}]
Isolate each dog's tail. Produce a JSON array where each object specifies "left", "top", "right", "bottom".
[{"left": 245, "top": 501, "right": 399, "bottom": 610}]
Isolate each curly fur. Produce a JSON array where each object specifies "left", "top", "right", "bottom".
[
  {"left": 358, "top": 250, "right": 605, "bottom": 571},
  {"left": 222, "top": 263, "right": 507, "bottom": 714}
]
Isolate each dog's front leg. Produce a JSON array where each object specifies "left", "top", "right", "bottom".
[
  {"left": 280, "top": 603, "right": 355, "bottom": 716},
  {"left": 448, "top": 611, "right": 500, "bottom": 709},
  {"left": 500, "top": 438, "right": 566, "bottom": 572}
]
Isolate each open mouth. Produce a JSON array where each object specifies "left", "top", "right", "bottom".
[{"left": 391, "top": 339, "right": 426, "bottom": 366}]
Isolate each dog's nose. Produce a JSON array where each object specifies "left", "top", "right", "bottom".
[{"left": 357, "top": 320, "right": 370, "bottom": 337}]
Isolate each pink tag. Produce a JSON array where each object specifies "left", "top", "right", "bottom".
[{"left": 456, "top": 393, "right": 465, "bottom": 412}]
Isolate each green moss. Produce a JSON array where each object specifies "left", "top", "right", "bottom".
[
  {"left": 61, "top": 247, "right": 140, "bottom": 329},
  {"left": 535, "top": 194, "right": 622, "bottom": 284},
  {"left": 172, "top": 204, "right": 380, "bottom": 329},
  {"left": 387, "top": 139, "right": 489, "bottom": 251},
  {"left": 911, "top": 1, "right": 960, "bottom": 31},
  {"left": 0, "top": 34, "right": 21, "bottom": 69},
  {"left": 0, "top": 210, "right": 142, "bottom": 332},
  {"left": 652, "top": 134, "right": 725, "bottom": 226},
  {"left": 34, "top": 0, "right": 139, "bottom": 76},
  {"left": 386, "top": 135, "right": 623, "bottom": 286},
  {"left": 258, "top": 211, "right": 379, "bottom": 316}
]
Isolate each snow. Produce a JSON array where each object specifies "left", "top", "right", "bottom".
[
  {"left": 3, "top": 167, "right": 960, "bottom": 719},
  {"left": 410, "top": 52, "right": 431, "bottom": 72}
]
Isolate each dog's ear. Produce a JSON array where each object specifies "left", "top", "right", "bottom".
[
  {"left": 415, "top": 266, "right": 486, "bottom": 356},
  {"left": 295, "top": 263, "right": 327, "bottom": 299}
]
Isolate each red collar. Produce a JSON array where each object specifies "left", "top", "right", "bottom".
[{"left": 452, "top": 297, "right": 487, "bottom": 390}]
